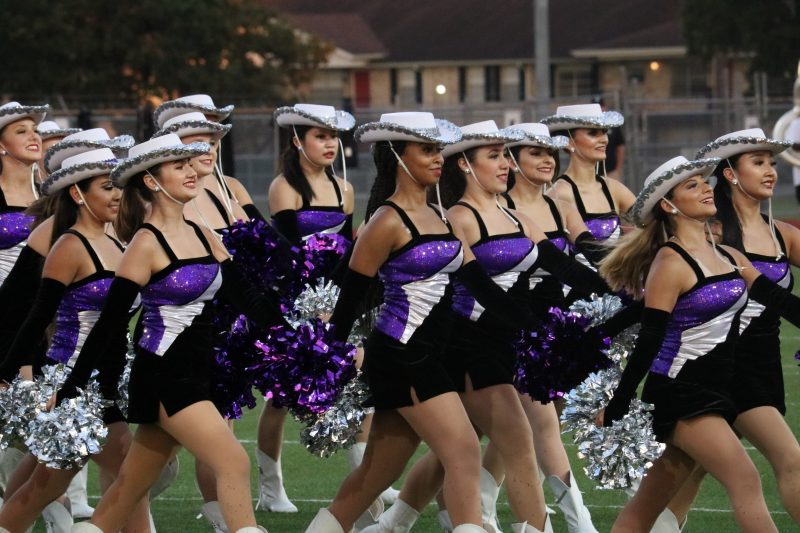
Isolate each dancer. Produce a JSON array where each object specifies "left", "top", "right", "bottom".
[
  {"left": 36, "top": 120, "right": 82, "bottom": 176},
  {"left": 259, "top": 103, "right": 357, "bottom": 514},
  {"left": 0, "top": 147, "right": 150, "bottom": 533},
  {"left": 61, "top": 134, "right": 285, "bottom": 533},
  {"left": 598, "top": 154, "right": 800, "bottom": 532}
]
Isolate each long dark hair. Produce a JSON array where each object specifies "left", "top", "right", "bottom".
[
  {"left": 712, "top": 155, "right": 743, "bottom": 251},
  {"left": 50, "top": 178, "right": 96, "bottom": 246},
  {"left": 279, "top": 125, "right": 335, "bottom": 206},
  {"left": 364, "top": 141, "right": 405, "bottom": 221},
  {"left": 438, "top": 148, "right": 476, "bottom": 208},
  {"left": 116, "top": 170, "right": 156, "bottom": 243}
]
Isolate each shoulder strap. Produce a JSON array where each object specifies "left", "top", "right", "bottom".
[
  {"left": 105, "top": 233, "right": 125, "bottom": 252},
  {"left": 543, "top": 195, "right": 565, "bottom": 232},
  {"left": 455, "top": 201, "right": 489, "bottom": 241},
  {"left": 498, "top": 205, "right": 524, "bottom": 231},
  {"left": 501, "top": 191, "right": 516, "bottom": 209},
  {"left": 382, "top": 201, "right": 420, "bottom": 239},
  {"left": 662, "top": 241, "right": 705, "bottom": 281},
  {"left": 427, "top": 203, "right": 455, "bottom": 232},
  {"left": 0, "top": 187, "right": 7, "bottom": 209},
  {"left": 328, "top": 174, "right": 344, "bottom": 208},
  {"left": 204, "top": 189, "right": 233, "bottom": 226},
  {"left": 557, "top": 174, "right": 588, "bottom": 216},
  {"left": 716, "top": 246, "right": 738, "bottom": 265},
  {"left": 63, "top": 229, "right": 105, "bottom": 273},
  {"left": 140, "top": 223, "right": 179, "bottom": 262},
  {"left": 596, "top": 174, "right": 617, "bottom": 212},
  {"left": 186, "top": 220, "right": 214, "bottom": 255}
]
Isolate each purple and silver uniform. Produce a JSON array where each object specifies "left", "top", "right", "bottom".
[{"left": 0, "top": 206, "right": 34, "bottom": 284}]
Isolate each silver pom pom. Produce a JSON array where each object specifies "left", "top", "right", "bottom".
[
  {"left": 292, "top": 279, "right": 341, "bottom": 322},
  {"left": 607, "top": 324, "right": 639, "bottom": 365},
  {"left": 576, "top": 399, "right": 665, "bottom": 490},
  {"left": 0, "top": 365, "right": 69, "bottom": 449},
  {"left": 561, "top": 367, "right": 621, "bottom": 443},
  {"left": 26, "top": 378, "right": 111, "bottom": 469},
  {"left": 569, "top": 293, "right": 624, "bottom": 327},
  {"left": 116, "top": 337, "right": 136, "bottom": 418},
  {"left": 298, "top": 373, "right": 370, "bottom": 458}
]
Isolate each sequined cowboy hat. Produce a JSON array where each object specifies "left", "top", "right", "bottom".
[
  {"left": 274, "top": 103, "right": 356, "bottom": 132},
  {"left": 695, "top": 128, "right": 791, "bottom": 161},
  {"left": 539, "top": 103, "right": 624, "bottom": 133},
  {"left": 153, "top": 94, "right": 234, "bottom": 129},
  {"left": 440, "top": 120, "right": 524, "bottom": 158},
  {"left": 36, "top": 120, "right": 82, "bottom": 141},
  {"left": 356, "top": 112, "right": 461, "bottom": 146},
  {"left": 42, "top": 148, "right": 118, "bottom": 196},
  {"left": 111, "top": 133, "right": 210, "bottom": 186},
  {"left": 0, "top": 101, "right": 49, "bottom": 131},
  {"left": 629, "top": 155, "right": 721, "bottom": 226},
  {"left": 45, "top": 128, "right": 135, "bottom": 174},
  {"left": 505, "top": 122, "right": 569, "bottom": 151},
  {"left": 152, "top": 111, "right": 231, "bottom": 141}
]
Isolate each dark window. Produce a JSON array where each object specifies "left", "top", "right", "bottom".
[
  {"left": 414, "top": 70, "right": 423, "bottom": 104},
  {"left": 390, "top": 68, "right": 398, "bottom": 104},
  {"left": 458, "top": 67, "right": 467, "bottom": 103},
  {"left": 485, "top": 65, "right": 501, "bottom": 102}
]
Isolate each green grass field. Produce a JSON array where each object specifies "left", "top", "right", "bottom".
[{"left": 59, "top": 272, "right": 800, "bottom": 532}]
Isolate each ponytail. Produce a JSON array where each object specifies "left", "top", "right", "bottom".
[
  {"left": 364, "top": 141, "right": 405, "bottom": 221},
  {"left": 115, "top": 170, "right": 154, "bottom": 243},
  {"left": 49, "top": 179, "right": 93, "bottom": 246},
  {"left": 711, "top": 156, "right": 743, "bottom": 251},
  {"left": 438, "top": 150, "right": 471, "bottom": 208}
]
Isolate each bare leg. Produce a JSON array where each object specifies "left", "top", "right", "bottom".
[
  {"left": 395, "top": 450, "right": 446, "bottom": 512},
  {"left": 521, "top": 396, "right": 570, "bottom": 481},
  {"left": 661, "top": 465, "right": 705, "bottom": 527},
  {"left": 735, "top": 406, "right": 800, "bottom": 523},
  {"left": 2, "top": 451, "right": 37, "bottom": 500},
  {"left": 196, "top": 418, "right": 236, "bottom": 502},
  {"left": 257, "top": 399, "right": 287, "bottom": 461}
]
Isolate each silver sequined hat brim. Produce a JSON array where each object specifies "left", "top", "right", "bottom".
[
  {"left": 42, "top": 160, "right": 118, "bottom": 196},
  {"left": 38, "top": 128, "right": 83, "bottom": 141},
  {"left": 630, "top": 158, "right": 721, "bottom": 226},
  {"left": 356, "top": 119, "right": 463, "bottom": 145},
  {"left": 111, "top": 142, "right": 210, "bottom": 186},
  {"left": 153, "top": 120, "right": 232, "bottom": 141},
  {"left": 503, "top": 131, "right": 569, "bottom": 151},
  {"left": 45, "top": 135, "right": 136, "bottom": 174},
  {"left": 153, "top": 102, "right": 235, "bottom": 129},
  {"left": 540, "top": 111, "right": 624, "bottom": 133},
  {"left": 274, "top": 106, "right": 356, "bottom": 132},
  {"left": 695, "top": 135, "right": 791, "bottom": 160},
  {"left": 441, "top": 128, "right": 526, "bottom": 158},
  {"left": 0, "top": 104, "right": 50, "bottom": 130}
]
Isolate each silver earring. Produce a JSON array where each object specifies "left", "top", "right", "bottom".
[
  {"left": 78, "top": 200, "right": 85, "bottom": 205},
  {"left": 732, "top": 178, "right": 738, "bottom": 185},
  {"left": 0, "top": 150, "right": 6, "bottom": 156},
  {"left": 569, "top": 147, "right": 576, "bottom": 153},
  {"left": 154, "top": 186, "right": 161, "bottom": 192},
  {"left": 671, "top": 208, "right": 678, "bottom": 214},
  {"left": 464, "top": 168, "right": 471, "bottom": 174}
]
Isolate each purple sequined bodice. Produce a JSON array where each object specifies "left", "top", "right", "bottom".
[
  {"left": 650, "top": 273, "right": 747, "bottom": 378},
  {"left": 585, "top": 215, "right": 620, "bottom": 243},
  {"left": 738, "top": 254, "right": 792, "bottom": 335},
  {"left": 139, "top": 259, "right": 222, "bottom": 355},
  {"left": 375, "top": 238, "right": 463, "bottom": 344},
  {"left": 0, "top": 210, "right": 34, "bottom": 283},
  {"left": 453, "top": 235, "right": 538, "bottom": 320},
  {"left": 296, "top": 208, "right": 348, "bottom": 240}
]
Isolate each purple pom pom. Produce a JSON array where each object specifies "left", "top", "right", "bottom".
[
  {"left": 222, "top": 219, "right": 310, "bottom": 310},
  {"left": 250, "top": 318, "right": 357, "bottom": 418},
  {"left": 515, "top": 307, "right": 612, "bottom": 403},
  {"left": 303, "top": 233, "right": 350, "bottom": 284}
]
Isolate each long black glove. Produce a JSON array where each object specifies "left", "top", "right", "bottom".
[
  {"left": 535, "top": 239, "right": 611, "bottom": 295},
  {"left": 749, "top": 274, "right": 800, "bottom": 328},
  {"left": 218, "top": 259, "right": 288, "bottom": 328},
  {"left": 455, "top": 260, "right": 534, "bottom": 331},
  {"left": 0, "top": 246, "right": 45, "bottom": 343},
  {"left": 272, "top": 209, "right": 302, "bottom": 246},
  {"left": 574, "top": 231, "right": 609, "bottom": 267},
  {"left": 601, "top": 300, "right": 644, "bottom": 339},
  {"left": 242, "top": 203, "right": 266, "bottom": 223},
  {"left": 57, "top": 277, "right": 141, "bottom": 402},
  {"left": 329, "top": 268, "right": 374, "bottom": 342},
  {"left": 0, "top": 278, "right": 66, "bottom": 383},
  {"left": 604, "top": 307, "right": 670, "bottom": 426}
]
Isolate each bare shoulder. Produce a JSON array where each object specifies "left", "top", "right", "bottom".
[
  {"left": 549, "top": 180, "right": 575, "bottom": 203},
  {"left": 27, "top": 216, "right": 54, "bottom": 255},
  {"left": 267, "top": 174, "right": 301, "bottom": 212}
]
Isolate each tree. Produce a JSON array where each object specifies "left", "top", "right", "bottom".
[
  {"left": 683, "top": 0, "right": 800, "bottom": 79},
  {"left": 0, "top": 0, "right": 331, "bottom": 104}
]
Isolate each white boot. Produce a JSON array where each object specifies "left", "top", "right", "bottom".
[
  {"left": 452, "top": 525, "right": 489, "bottom": 533},
  {"left": 43, "top": 500, "right": 73, "bottom": 533},
  {"left": 537, "top": 467, "right": 556, "bottom": 515},
  {"left": 71, "top": 523, "right": 104, "bottom": 532},
  {"left": 67, "top": 465, "right": 95, "bottom": 519},
  {"left": 437, "top": 510, "right": 454, "bottom": 531},
  {"left": 233, "top": 527, "right": 268, "bottom": 533},
  {"left": 479, "top": 468, "right": 503, "bottom": 533},
  {"left": 510, "top": 516, "right": 553, "bottom": 533},
  {"left": 347, "top": 442, "right": 400, "bottom": 505},
  {"left": 255, "top": 450, "right": 297, "bottom": 513},
  {"left": 546, "top": 473, "right": 597, "bottom": 533},
  {"left": 149, "top": 511, "right": 157, "bottom": 533},
  {"left": 649, "top": 508, "right": 685, "bottom": 533},
  {"left": 353, "top": 495, "right": 384, "bottom": 531},
  {"left": 150, "top": 456, "right": 180, "bottom": 500},
  {"left": 200, "top": 501, "right": 229, "bottom": 533},
  {"left": 306, "top": 508, "right": 345, "bottom": 533},
  {"left": 359, "top": 499, "right": 420, "bottom": 532}
]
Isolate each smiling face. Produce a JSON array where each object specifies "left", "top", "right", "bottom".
[
  {"left": 150, "top": 158, "right": 199, "bottom": 203},
  {"left": 297, "top": 127, "right": 339, "bottom": 167},
  {"left": 183, "top": 133, "right": 218, "bottom": 177},
  {"left": 76, "top": 174, "right": 121, "bottom": 223},
  {"left": 727, "top": 150, "right": 778, "bottom": 201},
  {"left": 460, "top": 143, "right": 509, "bottom": 194},
  {"left": 569, "top": 127, "right": 608, "bottom": 163},
  {"left": 0, "top": 118, "right": 43, "bottom": 165},
  {"left": 399, "top": 142, "right": 444, "bottom": 186},
  {"left": 510, "top": 145, "right": 557, "bottom": 185},
  {"left": 662, "top": 174, "right": 716, "bottom": 220}
]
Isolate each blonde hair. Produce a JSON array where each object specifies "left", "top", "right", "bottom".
[{"left": 599, "top": 207, "right": 671, "bottom": 298}]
